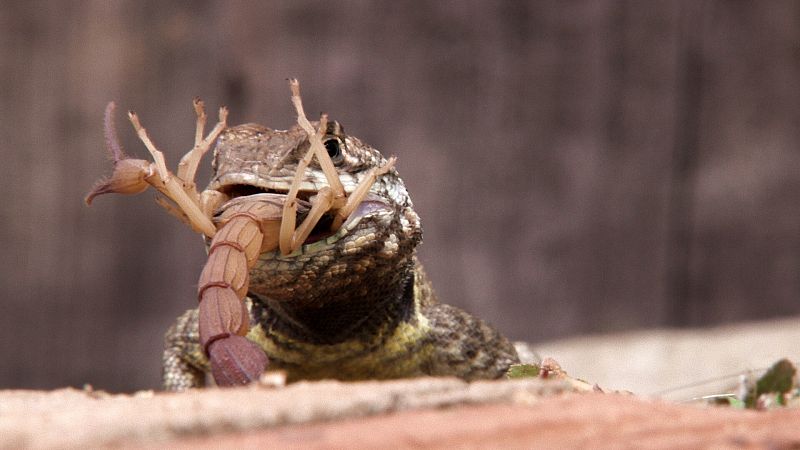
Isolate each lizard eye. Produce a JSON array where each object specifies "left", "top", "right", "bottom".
[{"left": 323, "top": 137, "right": 344, "bottom": 163}]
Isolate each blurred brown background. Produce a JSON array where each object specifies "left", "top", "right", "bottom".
[{"left": 1, "top": 0, "right": 799, "bottom": 391}]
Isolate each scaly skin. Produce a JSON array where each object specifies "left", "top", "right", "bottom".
[{"left": 162, "top": 121, "right": 519, "bottom": 390}]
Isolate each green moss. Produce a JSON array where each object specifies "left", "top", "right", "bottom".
[{"left": 506, "top": 364, "right": 540, "bottom": 379}]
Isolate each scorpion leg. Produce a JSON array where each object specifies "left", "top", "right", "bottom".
[
  {"left": 284, "top": 79, "right": 395, "bottom": 240},
  {"left": 279, "top": 187, "right": 335, "bottom": 255},
  {"left": 127, "top": 111, "right": 217, "bottom": 238},
  {"left": 278, "top": 81, "right": 349, "bottom": 255},
  {"left": 193, "top": 98, "right": 207, "bottom": 147},
  {"left": 177, "top": 100, "right": 229, "bottom": 195},
  {"left": 331, "top": 157, "right": 396, "bottom": 230},
  {"left": 278, "top": 117, "right": 336, "bottom": 255},
  {"left": 87, "top": 101, "right": 224, "bottom": 238},
  {"left": 289, "top": 80, "right": 346, "bottom": 202},
  {"left": 153, "top": 194, "right": 192, "bottom": 227}
]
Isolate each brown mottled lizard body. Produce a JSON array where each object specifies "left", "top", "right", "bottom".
[{"left": 162, "top": 121, "right": 519, "bottom": 390}]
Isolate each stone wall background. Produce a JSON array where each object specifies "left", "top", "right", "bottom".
[{"left": 2, "top": 1, "right": 799, "bottom": 391}]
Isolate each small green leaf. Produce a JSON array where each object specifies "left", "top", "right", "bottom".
[
  {"left": 745, "top": 358, "right": 797, "bottom": 408},
  {"left": 757, "top": 359, "right": 796, "bottom": 396},
  {"left": 507, "top": 364, "right": 540, "bottom": 379},
  {"left": 725, "top": 396, "right": 746, "bottom": 409}
]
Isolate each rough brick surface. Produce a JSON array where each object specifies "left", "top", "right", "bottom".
[{"left": 2, "top": 378, "right": 798, "bottom": 449}]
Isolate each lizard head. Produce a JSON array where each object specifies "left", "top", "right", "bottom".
[{"left": 207, "top": 121, "right": 422, "bottom": 310}]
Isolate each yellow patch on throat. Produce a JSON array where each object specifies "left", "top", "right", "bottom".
[{"left": 245, "top": 300, "right": 433, "bottom": 382}]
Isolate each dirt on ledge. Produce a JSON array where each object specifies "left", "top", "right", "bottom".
[{"left": 2, "top": 377, "right": 799, "bottom": 449}]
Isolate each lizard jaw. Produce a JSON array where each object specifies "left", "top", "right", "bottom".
[{"left": 212, "top": 180, "right": 393, "bottom": 251}]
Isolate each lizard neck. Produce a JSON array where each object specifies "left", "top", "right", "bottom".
[{"left": 251, "top": 259, "right": 417, "bottom": 345}]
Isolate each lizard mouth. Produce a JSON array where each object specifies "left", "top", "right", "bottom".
[
  {"left": 215, "top": 182, "right": 391, "bottom": 247},
  {"left": 217, "top": 183, "right": 332, "bottom": 244}
]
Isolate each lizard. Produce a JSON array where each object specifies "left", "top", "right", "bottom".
[{"left": 87, "top": 81, "right": 520, "bottom": 391}]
